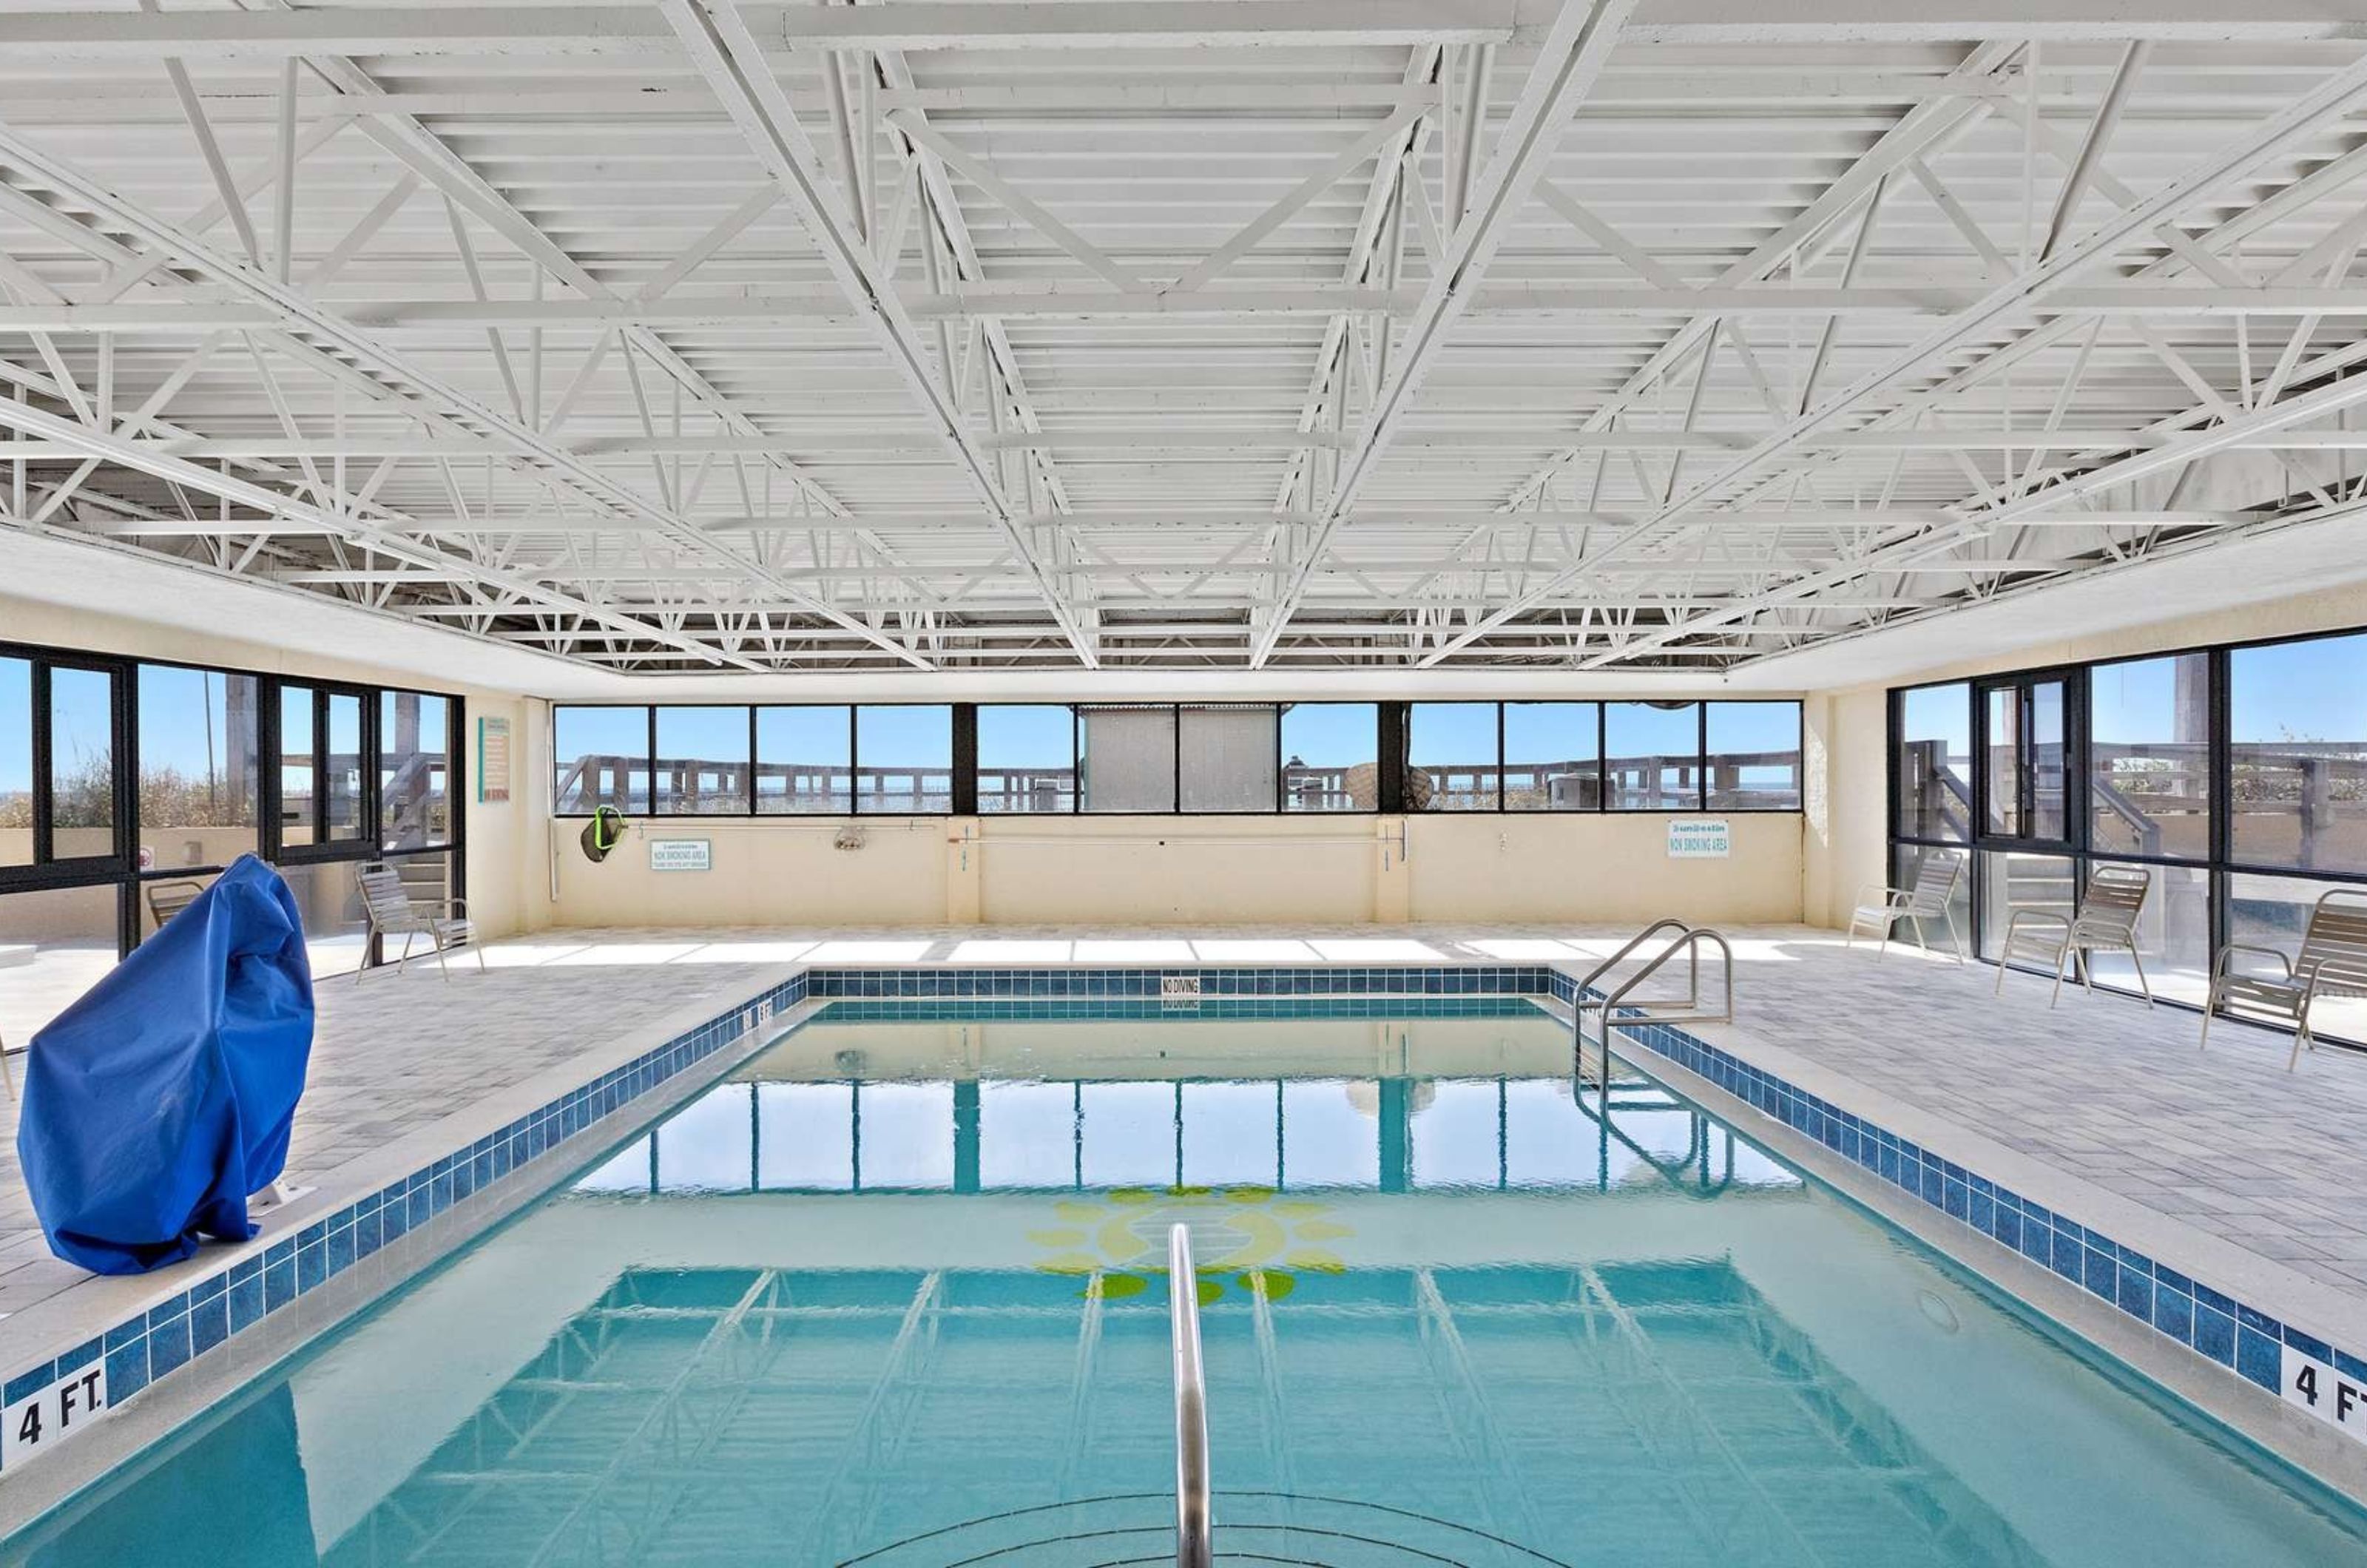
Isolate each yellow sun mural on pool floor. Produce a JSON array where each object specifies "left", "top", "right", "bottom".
[{"left": 1027, "top": 1187, "right": 1354, "bottom": 1302}]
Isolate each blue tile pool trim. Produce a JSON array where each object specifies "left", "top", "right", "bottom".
[
  {"left": 1553, "top": 970, "right": 2367, "bottom": 1403},
  {"left": 0, "top": 962, "right": 1553, "bottom": 1459}
]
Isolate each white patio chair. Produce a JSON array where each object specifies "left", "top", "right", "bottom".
[
  {"left": 2199, "top": 888, "right": 2367, "bottom": 1071},
  {"left": 357, "top": 862, "right": 482, "bottom": 984},
  {"left": 1846, "top": 850, "right": 1965, "bottom": 962},
  {"left": 1993, "top": 864, "right": 2152, "bottom": 1008}
]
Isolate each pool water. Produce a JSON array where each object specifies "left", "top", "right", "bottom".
[{"left": 10, "top": 1001, "right": 2367, "bottom": 1567}]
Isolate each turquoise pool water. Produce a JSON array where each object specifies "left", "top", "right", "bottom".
[{"left": 8, "top": 1001, "right": 2367, "bottom": 1566}]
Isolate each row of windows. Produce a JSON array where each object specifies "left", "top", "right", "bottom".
[
  {"left": 1888, "top": 623, "right": 2367, "bottom": 1044},
  {"left": 554, "top": 700, "right": 1803, "bottom": 817}
]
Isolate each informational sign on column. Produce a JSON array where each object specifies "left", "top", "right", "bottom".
[{"left": 477, "top": 716, "right": 513, "bottom": 804}]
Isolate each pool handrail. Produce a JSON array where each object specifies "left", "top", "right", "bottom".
[
  {"left": 1570, "top": 918, "right": 1698, "bottom": 1070},
  {"left": 1169, "top": 1223, "right": 1213, "bottom": 1568},
  {"left": 1581, "top": 925, "right": 1737, "bottom": 1098}
]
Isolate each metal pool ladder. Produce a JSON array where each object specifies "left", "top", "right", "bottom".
[
  {"left": 1571, "top": 921, "right": 1736, "bottom": 1097},
  {"left": 1170, "top": 1223, "right": 1213, "bottom": 1568}
]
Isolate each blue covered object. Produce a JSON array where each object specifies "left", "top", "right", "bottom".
[{"left": 18, "top": 855, "right": 315, "bottom": 1275}]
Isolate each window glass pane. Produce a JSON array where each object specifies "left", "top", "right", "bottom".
[
  {"left": 1078, "top": 1081, "right": 1174, "bottom": 1185},
  {"left": 2081, "top": 860, "right": 2211, "bottom": 1010},
  {"left": 0, "top": 883, "right": 118, "bottom": 1046},
  {"left": 277, "top": 859, "right": 369, "bottom": 977},
  {"left": 2231, "top": 635, "right": 2367, "bottom": 873},
  {"left": 654, "top": 706, "right": 750, "bottom": 816},
  {"left": 280, "top": 686, "right": 316, "bottom": 848},
  {"left": 978, "top": 706, "right": 1075, "bottom": 814},
  {"left": 1281, "top": 703, "right": 1377, "bottom": 812},
  {"left": 555, "top": 706, "right": 649, "bottom": 816},
  {"left": 757, "top": 1083, "right": 854, "bottom": 1189},
  {"left": 1280, "top": 1080, "right": 1380, "bottom": 1187},
  {"left": 1896, "top": 683, "right": 1971, "bottom": 841},
  {"left": 1181, "top": 1081, "right": 1279, "bottom": 1186},
  {"left": 757, "top": 706, "right": 851, "bottom": 814},
  {"left": 980, "top": 1081, "right": 1076, "bottom": 1187},
  {"left": 1984, "top": 687, "right": 2022, "bottom": 837},
  {"left": 1408, "top": 702, "right": 1498, "bottom": 811},
  {"left": 0, "top": 658, "right": 33, "bottom": 868},
  {"left": 2090, "top": 655, "right": 2211, "bottom": 862},
  {"left": 379, "top": 691, "right": 450, "bottom": 849},
  {"left": 2226, "top": 873, "right": 2367, "bottom": 1045},
  {"left": 855, "top": 1083, "right": 954, "bottom": 1188},
  {"left": 1504, "top": 701, "right": 1596, "bottom": 811},
  {"left": 138, "top": 666, "right": 261, "bottom": 868},
  {"left": 325, "top": 692, "right": 364, "bottom": 841},
  {"left": 1179, "top": 706, "right": 1277, "bottom": 812},
  {"left": 855, "top": 706, "right": 953, "bottom": 813},
  {"left": 48, "top": 666, "right": 115, "bottom": 857},
  {"left": 1411, "top": 1080, "right": 1499, "bottom": 1188},
  {"left": 1706, "top": 702, "right": 1800, "bottom": 811},
  {"left": 656, "top": 1084, "right": 753, "bottom": 1193},
  {"left": 2030, "top": 680, "right": 2067, "bottom": 840},
  {"left": 1604, "top": 702, "right": 1699, "bottom": 810},
  {"left": 1977, "top": 850, "right": 2076, "bottom": 964},
  {"left": 1079, "top": 707, "right": 1176, "bottom": 814}
]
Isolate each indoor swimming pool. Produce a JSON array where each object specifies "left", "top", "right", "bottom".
[{"left": 8, "top": 998, "right": 2367, "bottom": 1567}]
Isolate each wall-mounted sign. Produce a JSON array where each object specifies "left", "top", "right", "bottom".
[
  {"left": 476, "top": 716, "right": 512, "bottom": 804},
  {"left": 649, "top": 838, "right": 712, "bottom": 873},
  {"left": 1666, "top": 817, "right": 1731, "bottom": 859}
]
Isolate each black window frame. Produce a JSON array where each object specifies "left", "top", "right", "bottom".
[
  {"left": 1885, "top": 621, "right": 2367, "bottom": 1050},
  {"left": 0, "top": 636, "right": 464, "bottom": 967}
]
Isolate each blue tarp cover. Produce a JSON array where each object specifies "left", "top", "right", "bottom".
[{"left": 18, "top": 855, "right": 315, "bottom": 1275}]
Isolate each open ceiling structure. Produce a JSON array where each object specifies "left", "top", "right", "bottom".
[{"left": 1, "top": 2, "right": 2366, "bottom": 679}]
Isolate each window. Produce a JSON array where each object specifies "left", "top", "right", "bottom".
[
  {"left": 279, "top": 686, "right": 316, "bottom": 848},
  {"left": 0, "top": 883, "right": 120, "bottom": 1042},
  {"left": 1977, "top": 850, "right": 2076, "bottom": 964},
  {"left": 1, "top": 658, "right": 30, "bottom": 868},
  {"left": 1504, "top": 702, "right": 1596, "bottom": 811},
  {"left": 655, "top": 706, "right": 750, "bottom": 816},
  {"left": 2089, "top": 654, "right": 2209, "bottom": 861},
  {"left": 324, "top": 692, "right": 364, "bottom": 842},
  {"left": 1706, "top": 701, "right": 1800, "bottom": 811},
  {"left": 1282, "top": 703, "right": 1377, "bottom": 812},
  {"left": 2226, "top": 873, "right": 2367, "bottom": 1044},
  {"left": 757, "top": 706, "right": 851, "bottom": 814},
  {"left": 1079, "top": 706, "right": 1176, "bottom": 813},
  {"left": 139, "top": 666, "right": 261, "bottom": 869},
  {"left": 2082, "top": 860, "right": 2212, "bottom": 1009},
  {"left": 1896, "top": 683, "right": 1971, "bottom": 841},
  {"left": 1605, "top": 701, "right": 1699, "bottom": 810},
  {"left": 554, "top": 706, "right": 649, "bottom": 815},
  {"left": 2230, "top": 634, "right": 2367, "bottom": 873},
  {"left": 854, "top": 706, "right": 953, "bottom": 813},
  {"left": 379, "top": 690, "right": 450, "bottom": 849},
  {"left": 1984, "top": 686, "right": 2021, "bottom": 837},
  {"left": 1178, "top": 706, "right": 1277, "bottom": 812},
  {"left": 276, "top": 860, "right": 370, "bottom": 978},
  {"left": 1407, "top": 703, "right": 1498, "bottom": 811},
  {"left": 978, "top": 706, "right": 1075, "bottom": 814},
  {"left": 47, "top": 666, "right": 116, "bottom": 858}
]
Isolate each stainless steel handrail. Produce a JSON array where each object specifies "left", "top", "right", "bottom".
[
  {"left": 1169, "top": 1223, "right": 1212, "bottom": 1568},
  {"left": 1569, "top": 917, "right": 1696, "bottom": 1072},
  {"left": 1590, "top": 927, "right": 1736, "bottom": 1097}
]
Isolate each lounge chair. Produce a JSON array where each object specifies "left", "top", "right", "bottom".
[
  {"left": 1846, "top": 850, "right": 1965, "bottom": 962},
  {"left": 1993, "top": 864, "right": 2152, "bottom": 1007},
  {"left": 143, "top": 879, "right": 209, "bottom": 936},
  {"left": 357, "top": 862, "right": 482, "bottom": 984},
  {"left": 2199, "top": 888, "right": 2367, "bottom": 1070}
]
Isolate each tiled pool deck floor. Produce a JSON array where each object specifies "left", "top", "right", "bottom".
[{"left": 0, "top": 920, "right": 2363, "bottom": 1464}]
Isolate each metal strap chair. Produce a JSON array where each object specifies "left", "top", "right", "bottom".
[
  {"left": 2200, "top": 888, "right": 2367, "bottom": 1070},
  {"left": 1993, "top": 864, "right": 2152, "bottom": 1007},
  {"left": 143, "top": 878, "right": 209, "bottom": 936},
  {"left": 1846, "top": 850, "right": 1965, "bottom": 962},
  {"left": 357, "top": 862, "right": 482, "bottom": 984}
]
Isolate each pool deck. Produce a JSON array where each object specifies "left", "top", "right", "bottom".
[{"left": 0, "top": 920, "right": 2362, "bottom": 1486}]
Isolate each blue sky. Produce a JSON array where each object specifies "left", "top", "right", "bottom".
[{"left": 1280, "top": 703, "right": 1377, "bottom": 766}]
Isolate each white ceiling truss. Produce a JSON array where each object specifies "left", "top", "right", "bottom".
[{"left": 1, "top": 3, "right": 2366, "bottom": 677}]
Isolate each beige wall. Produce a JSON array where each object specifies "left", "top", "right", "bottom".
[
  {"left": 1803, "top": 581, "right": 2367, "bottom": 931},
  {"left": 1, "top": 592, "right": 532, "bottom": 941}
]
